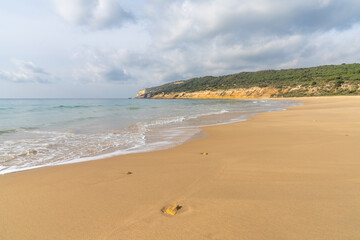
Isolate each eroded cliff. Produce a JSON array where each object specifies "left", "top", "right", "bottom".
[
  {"left": 136, "top": 84, "right": 360, "bottom": 99},
  {"left": 135, "top": 64, "right": 360, "bottom": 99}
]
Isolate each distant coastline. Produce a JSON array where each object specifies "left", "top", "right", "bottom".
[{"left": 136, "top": 63, "right": 360, "bottom": 99}]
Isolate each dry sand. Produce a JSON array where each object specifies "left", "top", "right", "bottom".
[{"left": 1, "top": 96, "right": 360, "bottom": 240}]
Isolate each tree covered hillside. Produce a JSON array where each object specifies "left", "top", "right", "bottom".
[{"left": 139, "top": 63, "right": 360, "bottom": 98}]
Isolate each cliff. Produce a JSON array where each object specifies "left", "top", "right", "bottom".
[
  {"left": 136, "top": 87, "right": 280, "bottom": 99},
  {"left": 136, "top": 63, "right": 360, "bottom": 99},
  {"left": 135, "top": 89, "right": 149, "bottom": 98},
  {"left": 136, "top": 84, "right": 360, "bottom": 99}
]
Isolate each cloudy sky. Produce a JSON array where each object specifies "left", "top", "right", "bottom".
[{"left": 1, "top": 0, "right": 360, "bottom": 98}]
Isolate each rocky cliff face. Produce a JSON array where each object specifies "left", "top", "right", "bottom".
[
  {"left": 136, "top": 84, "right": 360, "bottom": 99},
  {"left": 136, "top": 87, "right": 282, "bottom": 99},
  {"left": 135, "top": 89, "right": 149, "bottom": 98}
]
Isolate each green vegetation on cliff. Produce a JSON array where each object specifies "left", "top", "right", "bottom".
[{"left": 139, "top": 63, "right": 360, "bottom": 98}]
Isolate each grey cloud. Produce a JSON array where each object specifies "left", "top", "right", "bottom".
[
  {"left": 72, "top": 0, "right": 360, "bottom": 89},
  {"left": 72, "top": 47, "right": 191, "bottom": 86},
  {"left": 103, "top": 68, "right": 129, "bottom": 82},
  {"left": 72, "top": 49, "right": 132, "bottom": 83},
  {"left": 0, "top": 60, "right": 52, "bottom": 83},
  {"left": 136, "top": 0, "right": 360, "bottom": 80},
  {"left": 55, "top": 0, "right": 134, "bottom": 29},
  {"left": 148, "top": 0, "right": 360, "bottom": 48}
]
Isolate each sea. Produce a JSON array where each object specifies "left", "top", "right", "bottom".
[{"left": 0, "top": 98, "right": 299, "bottom": 174}]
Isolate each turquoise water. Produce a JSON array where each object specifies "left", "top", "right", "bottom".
[{"left": 0, "top": 98, "right": 299, "bottom": 174}]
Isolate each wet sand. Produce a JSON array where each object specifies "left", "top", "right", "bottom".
[{"left": 1, "top": 96, "right": 360, "bottom": 240}]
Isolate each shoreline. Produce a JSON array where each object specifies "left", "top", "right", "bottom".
[
  {"left": 0, "top": 99, "right": 298, "bottom": 175},
  {"left": 1, "top": 96, "right": 360, "bottom": 239}
]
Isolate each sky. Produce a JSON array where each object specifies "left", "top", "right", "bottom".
[{"left": 1, "top": 0, "right": 360, "bottom": 98}]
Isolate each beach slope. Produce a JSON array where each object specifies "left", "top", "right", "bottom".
[{"left": 1, "top": 96, "right": 360, "bottom": 239}]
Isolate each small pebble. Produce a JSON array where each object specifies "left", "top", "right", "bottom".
[{"left": 28, "top": 149, "right": 37, "bottom": 154}]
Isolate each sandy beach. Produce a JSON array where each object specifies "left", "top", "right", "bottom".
[{"left": 1, "top": 96, "right": 360, "bottom": 240}]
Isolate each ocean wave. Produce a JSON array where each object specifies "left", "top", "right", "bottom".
[
  {"left": 47, "top": 116, "right": 99, "bottom": 126},
  {"left": 0, "top": 107, "right": 14, "bottom": 111},
  {"left": 0, "top": 129, "right": 17, "bottom": 134},
  {"left": 0, "top": 127, "right": 40, "bottom": 135},
  {"left": 188, "top": 109, "right": 229, "bottom": 119},
  {"left": 127, "top": 107, "right": 141, "bottom": 110},
  {"left": 134, "top": 109, "right": 229, "bottom": 131},
  {"left": 0, "top": 127, "right": 147, "bottom": 175},
  {"left": 20, "top": 127, "right": 38, "bottom": 130},
  {"left": 142, "top": 116, "right": 186, "bottom": 128},
  {"left": 53, "top": 105, "right": 92, "bottom": 109}
]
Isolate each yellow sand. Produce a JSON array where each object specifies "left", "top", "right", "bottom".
[{"left": 1, "top": 96, "right": 360, "bottom": 240}]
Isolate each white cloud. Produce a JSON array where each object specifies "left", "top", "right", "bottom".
[
  {"left": 72, "top": 48, "right": 131, "bottom": 83},
  {"left": 71, "top": 47, "right": 191, "bottom": 86},
  {"left": 126, "top": 0, "right": 360, "bottom": 82},
  {"left": 0, "top": 59, "right": 53, "bottom": 83},
  {"left": 7, "top": 0, "right": 358, "bottom": 94},
  {"left": 147, "top": 0, "right": 360, "bottom": 48},
  {"left": 54, "top": 0, "right": 134, "bottom": 29},
  {"left": 60, "top": 0, "right": 360, "bottom": 90}
]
